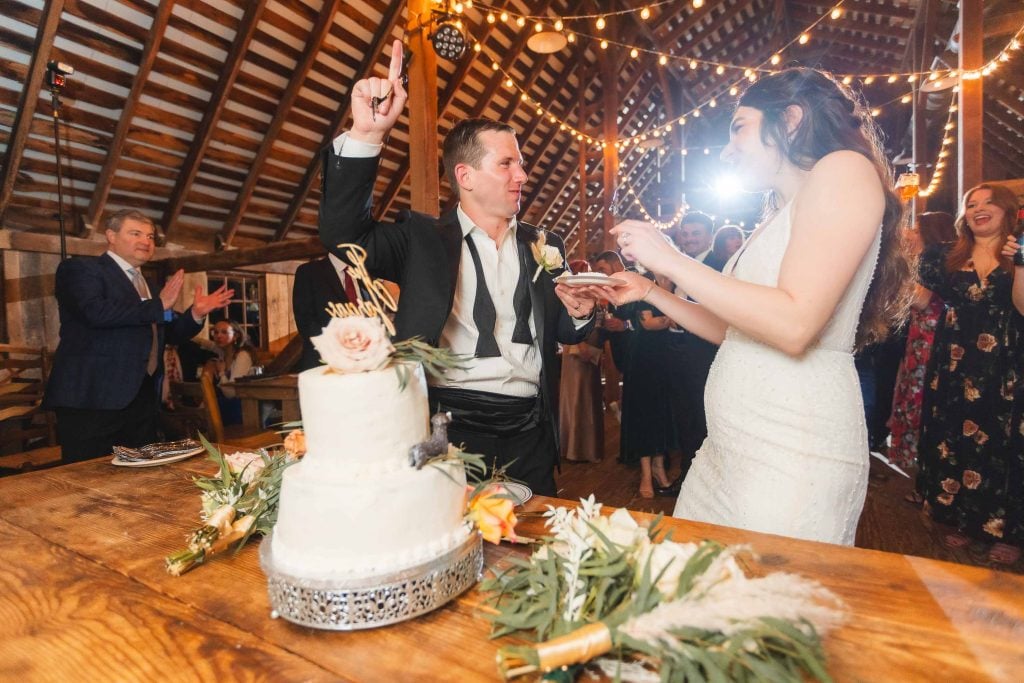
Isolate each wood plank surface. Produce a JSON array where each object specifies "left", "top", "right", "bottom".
[{"left": 1, "top": 456, "right": 1022, "bottom": 681}]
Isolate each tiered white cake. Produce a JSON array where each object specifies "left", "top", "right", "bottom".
[{"left": 270, "top": 362, "right": 470, "bottom": 580}]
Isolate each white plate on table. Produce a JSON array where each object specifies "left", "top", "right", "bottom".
[
  {"left": 554, "top": 273, "right": 626, "bottom": 287},
  {"left": 502, "top": 482, "right": 533, "bottom": 506},
  {"left": 110, "top": 447, "right": 205, "bottom": 468}
]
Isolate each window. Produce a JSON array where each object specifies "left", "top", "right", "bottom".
[{"left": 207, "top": 271, "right": 265, "bottom": 348}]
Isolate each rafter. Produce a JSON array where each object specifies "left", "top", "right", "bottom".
[
  {"left": 0, "top": 0, "right": 65, "bottom": 222},
  {"left": 162, "top": 0, "right": 267, "bottom": 240},
  {"left": 86, "top": 0, "right": 173, "bottom": 230},
  {"left": 217, "top": 0, "right": 343, "bottom": 247},
  {"left": 272, "top": 0, "right": 404, "bottom": 241}
]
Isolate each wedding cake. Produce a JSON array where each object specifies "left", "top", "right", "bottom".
[{"left": 270, "top": 361, "right": 471, "bottom": 580}]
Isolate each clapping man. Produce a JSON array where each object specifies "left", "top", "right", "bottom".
[{"left": 44, "top": 209, "right": 233, "bottom": 463}]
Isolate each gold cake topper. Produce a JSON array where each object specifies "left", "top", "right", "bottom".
[{"left": 325, "top": 244, "right": 398, "bottom": 336}]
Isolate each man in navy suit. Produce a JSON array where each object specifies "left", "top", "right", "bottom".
[
  {"left": 292, "top": 255, "right": 356, "bottom": 372},
  {"left": 318, "top": 42, "right": 598, "bottom": 495},
  {"left": 44, "top": 209, "right": 233, "bottom": 463}
]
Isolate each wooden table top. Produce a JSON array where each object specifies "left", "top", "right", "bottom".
[{"left": 1, "top": 455, "right": 1022, "bottom": 682}]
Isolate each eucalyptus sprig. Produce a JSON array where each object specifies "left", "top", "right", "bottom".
[{"left": 391, "top": 337, "right": 471, "bottom": 389}]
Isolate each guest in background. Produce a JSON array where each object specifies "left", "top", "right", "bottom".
[
  {"left": 667, "top": 211, "right": 714, "bottom": 263},
  {"left": 559, "top": 259, "right": 605, "bottom": 463},
  {"left": 620, "top": 272, "right": 680, "bottom": 498},
  {"left": 918, "top": 184, "right": 1023, "bottom": 565},
  {"left": 593, "top": 250, "right": 630, "bottom": 420},
  {"left": 204, "top": 319, "right": 257, "bottom": 426},
  {"left": 43, "top": 209, "right": 232, "bottom": 463},
  {"left": 293, "top": 255, "right": 359, "bottom": 371},
  {"left": 704, "top": 224, "right": 745, "bottom": 272},
  {"left": 889, "top": 212, "right": 956, "bottom": 486}
]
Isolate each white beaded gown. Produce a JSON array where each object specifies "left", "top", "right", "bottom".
[{"left": 673, "top": 201, "right": 880, "bottom": 545}]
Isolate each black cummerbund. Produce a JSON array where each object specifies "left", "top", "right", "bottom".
[{"left": 428, "top": 386, "right": 540, "bottom": 437}]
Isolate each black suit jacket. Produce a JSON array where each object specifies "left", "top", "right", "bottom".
[
  {"left": 318, "top": 150, "right": 593, "bottom": 424},
  {"left": 293, "top": 257, "right": 352, "bottom": 372},
  {"left": 44, "top": 253, "right": 203, "bottom": 411}
]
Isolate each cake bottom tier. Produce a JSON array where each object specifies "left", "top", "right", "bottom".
[{"left": 271, "top": 460, "right": 470, "bottom": 580}]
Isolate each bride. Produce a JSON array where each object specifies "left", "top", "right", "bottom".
[{"left": 597, "top": 68, "right": 910, "bottom": 545}]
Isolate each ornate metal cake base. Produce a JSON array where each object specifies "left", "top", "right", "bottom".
[{"left": 259, "top": 532, "right": 483, "bottom": 630}]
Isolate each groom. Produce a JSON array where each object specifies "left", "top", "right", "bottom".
[{"left": 318, "top": 41, "right": 597, "bottom": 495}]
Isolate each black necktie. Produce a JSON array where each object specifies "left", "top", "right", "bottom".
[{"left": 464, "top": 235, "right": 533, "bottom": 359}]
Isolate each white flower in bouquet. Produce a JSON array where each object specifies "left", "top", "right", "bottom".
[
  {"left": 223, "top": 450, "right": 266, "bottom": 485},
  {"left": 312, "top": 315, "right": 395, "bottom": 373}
]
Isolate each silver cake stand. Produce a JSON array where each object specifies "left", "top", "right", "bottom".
[{"left": 259, "top": 532, "right": 483, "bottom": 630}]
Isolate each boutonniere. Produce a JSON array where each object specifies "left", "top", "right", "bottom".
[{"left": 529, "top": 232, "right": 564, "bottom": 282}]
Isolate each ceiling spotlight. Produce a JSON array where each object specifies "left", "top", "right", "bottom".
[{"left": 432, "top": 21, "right": 466, "bottom": 60}]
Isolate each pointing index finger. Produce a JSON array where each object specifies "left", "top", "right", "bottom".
[{"left": 387, "top": 39, "right": 403, "bottom": 83}]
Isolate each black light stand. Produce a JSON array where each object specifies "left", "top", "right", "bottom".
[{"left": 46, "top": 60, "right": 73, "bottom": 261}]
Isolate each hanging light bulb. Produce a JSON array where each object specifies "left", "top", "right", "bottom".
[
  {"left": 486, "top": 12, "right": 495, "bottom": 24},
  {"left": 887, "top": 75, "right": 897, "bottom": 83},
  {"left": 799, "top": 33, "right": 810, "bottom": 44},
  {"left": 842, "top": 76, "right": 852, "bottom": 85},
  {"left": 534, "top": 22, "right": 543, "bottom": 32},
  {"left": 554, "top": 19, "right": 563, "bottom": 31},
  {"left": 516, "top": 16, "right": 525, "bottom": 27},
  {"left": 864, "top": 76, "right": 875, "bottom": 84},
  {"left": 729, "top": 86, "right": 738, "bottom": 96},
  {"left": 600, "top": 39, "right": 609, "bottom": 49},
  {"left": 716, "top": 65, "right": 725, "bottom": 75},
  {"left": 690, "top": 59, "right": 698, "bottom": 70},
  {"left": 871, "top": 108, "right": 881, "bottom": 117},
  {"left": 505, "top": 78, "right": 514, "bottom": 88},
  {"left": 473, "top": 42, "right": 481, "bottom": 52},
  {"left": 693, "top": 0, "right": 705, "bottom": 8},
  {"left": 771, "top": 54, "right": 781, "bottom": 65},
  {"left": 641, "top": 7, "right": 651, "bottom": 20},
  {"left": 500, "top": 11, "right": 508, "bottom": 22},
  {"left": 658, "top": 54, "right": 668, "bottom": 66},
  {"left": 596, "top": 17, "right": 606, "bottom": 30},
  {"left": 630, "top": 48, "right": 639, "bottom": 58},
  {"left": 709, "top": 98, "right": 717, "bottom": 107},
  {"left": 567, "top": 32, "right": 576, "bottom": 43},
  {"left": 831, "top": 7, "right": 842, "bottom": 20},
  {"left": 900, "top": 94, "right": 911, "bottom": 103}
]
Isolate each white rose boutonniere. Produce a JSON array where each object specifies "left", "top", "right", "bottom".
[
  {"left": 312, "top": 316, "right": 395, "bottom": 374},
  {"left": 529, "top": 232, "right": 564, "bottom": 282}
]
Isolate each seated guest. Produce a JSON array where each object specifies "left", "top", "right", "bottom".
[
  {"left": 43, "top": 209, "right": 232, "bottom": 463},
  {"left": 559, "top": 260, "right": 605, "bottom": 463},
  {"left": 204, "top": 320, "right": 256, "bottom": 426}
]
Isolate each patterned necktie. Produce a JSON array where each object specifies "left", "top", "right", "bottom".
[
  {"left": 463, "top": 235, "right": 533, "bottom": 359},
  {"left": 129, "top": 267, "right": 159, "bottom": 376}
]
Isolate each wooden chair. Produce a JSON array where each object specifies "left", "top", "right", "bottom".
[
  {"left": 199, "top": 371, "right": 226, "bottom": 443},
  {"left": 0, "top": 344, "right": 56, "bottom": 454}
]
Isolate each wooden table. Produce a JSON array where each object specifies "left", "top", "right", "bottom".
[
  {"left": 231, "top": 374, "right": 299, "bottom": 431},
  {"left": 1, "top": 456, "right": 1022, "bottom": 682}
]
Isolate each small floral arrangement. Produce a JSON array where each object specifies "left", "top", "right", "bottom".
[
  {"left": 483, "top": 497, "right": 845, "bottom": 681},
  {"left": 165, "top": 432, "right": 306, "bottom": 576},
  {"left": 530, "top": 232, "right": 565, "bottom": 282}
]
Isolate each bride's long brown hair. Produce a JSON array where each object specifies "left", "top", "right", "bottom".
[{"left": 738, "top": 68, "right": 912, "bottom": 350}]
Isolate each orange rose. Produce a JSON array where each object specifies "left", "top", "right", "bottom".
[
  {"left": 962, "top": 470, "right": 982, "bottom": 489},
  {"left": 936, "top": 493, "right": 954, "bottom": 506},
  {"left": 283, "top": 429, "right": 306, "bottom": 458},
  {"left": 467, "top": 484, "right": 518, "bottom": 544},
  {"left": 950, "top": 345, "right": 964, "bottom": 361},
  {"left": 973, "top": 429, "right": 989, "bottom": 445},
  {"left": 962, "top": 420, "right": 979, "bottom": 436},
  {"left": 941, "top": 478, "right": 961, "bottom": 495},
  {"left": 976, "top": 333, "right": 997, "bottom": 352}
]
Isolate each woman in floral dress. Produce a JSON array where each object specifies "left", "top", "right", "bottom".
[
  {"left": 888, "top": 213, "right": 955, "bottom": 478},
  {"left": 917, "top": 184, "right": 1023, "bottom": 565}
]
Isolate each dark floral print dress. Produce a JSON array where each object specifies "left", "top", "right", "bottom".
[
  {"left": 918, "top": 244, "right": 1024, "bottom": 544},
  {"left": 887, "top": 295, "right": 943, "bottom": 469}
]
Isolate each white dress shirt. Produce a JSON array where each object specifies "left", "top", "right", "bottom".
[{"left": 107, "top": 250, "right": 150, "bottom": 298}]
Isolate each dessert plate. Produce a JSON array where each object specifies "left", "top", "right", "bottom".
[
  {"left": 503, "top": 481, "right": 533, "bottom": 506},
  {"left": 554, "top": 273, "right": 625, "bottom": 287}
]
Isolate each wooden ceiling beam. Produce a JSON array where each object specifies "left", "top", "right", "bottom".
[
  {"left": 982, "top": 136, "right": 1024, "bottom": 178},
  {"left": 86, "top": 0, "right": 174, "bottom": 231},
  {"left": 789, "top": 0, "right": 916, "bottom": 23},
  {"left": 0, "top": 0, "right": 65, "bottom": 222},
  {"left": 812, "top": 27, "right": 905, "bottom": 58},
  {"left": 790, "top": 7, "right": 911, "bottom": 41},
  {"left": 155, "top": 237, "right": 325, "bottom": 274},
  {"left": 378, "top": 0, "right": 555, "bottom": 218},
  {"left": 272, "top": 0, "right": 404, "bottom": 241},
  {"left": 217, "top": 0, "right": 343, "bottom": 248},
  {"left": 162, "top": 0, "right": 268, "bottom": 240}
]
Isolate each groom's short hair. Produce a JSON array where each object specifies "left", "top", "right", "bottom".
[{"left": 442, "top": 118, "right": 517, "bottom": 196}]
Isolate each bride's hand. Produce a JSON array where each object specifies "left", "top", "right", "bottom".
[
  {"left": 611, "top": 219, "right": 682, "bottom": 274},
  {"left": 582, "top": 271, "right": 655, "bottom": 306}
]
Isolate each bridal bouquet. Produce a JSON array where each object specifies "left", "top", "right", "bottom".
[
  {"left": 165, "top": 432, "right": 306, "bottom": 576},
  {"left": 483, "top": 497, "right": 845, "bottom": 682}
]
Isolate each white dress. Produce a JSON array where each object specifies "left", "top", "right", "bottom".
[{"left": 673, "top": 201, "right": 880, "bottom": 545}]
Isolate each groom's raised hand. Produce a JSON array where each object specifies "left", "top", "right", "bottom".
[{"left": 350, "top": 39, "right": 408, "bottom": 146}]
